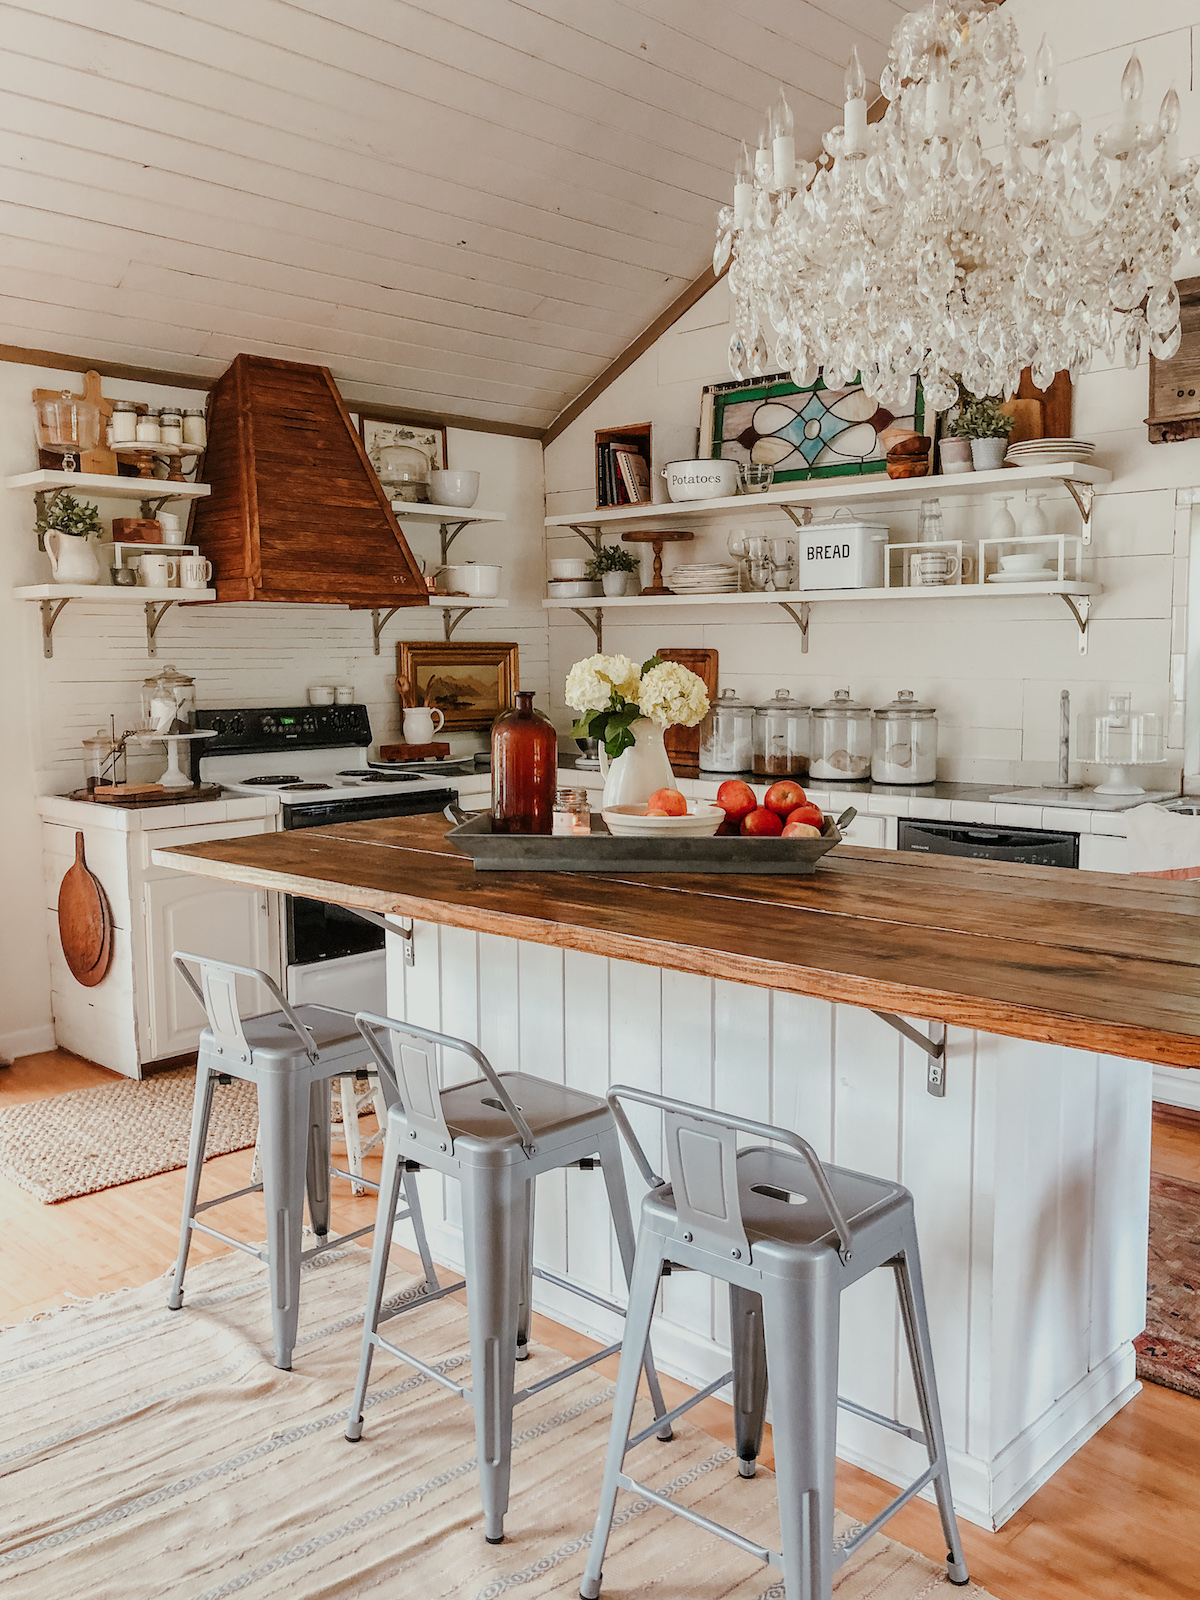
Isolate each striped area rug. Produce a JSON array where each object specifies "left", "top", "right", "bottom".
[{"left": 0, "top": 1246, "right": 995, "bottom": 1599}]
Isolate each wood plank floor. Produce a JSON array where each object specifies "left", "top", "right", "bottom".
[{"left": 4, "top": 1050, "right": 1200, "bottom": 1599}]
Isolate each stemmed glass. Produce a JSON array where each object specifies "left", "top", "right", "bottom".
[{"left": 727, "top": 530, "right": 749, "bottom": 590}]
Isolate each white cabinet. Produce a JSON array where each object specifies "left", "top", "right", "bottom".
[{"left": 143, "top": 875, "right": 278, "bottom": 1059}]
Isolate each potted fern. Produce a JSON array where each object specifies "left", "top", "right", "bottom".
[
  {"left": 944, "top": 390, "right": 1015, "bottom": 472},
  {"left": 587, "top": 542, "right": 641, "bottom": 597}
]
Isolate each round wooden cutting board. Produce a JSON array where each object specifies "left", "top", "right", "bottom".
[{"left": 57, "top": 832, "right": 114, "bottom": 986}]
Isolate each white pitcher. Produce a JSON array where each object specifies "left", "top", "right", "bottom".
[
  {"left": 403, "top": 707, "right": 445, "bottom": 743},
  {"left": 599, "top": 717, "right": 674, "bottom": 809},
  {"left": 44, "top": 530, "right": 102, "bottom": 586}
]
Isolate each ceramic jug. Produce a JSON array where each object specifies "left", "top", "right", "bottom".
[
  {"left": 599, "top": 717, "right": 674, "bottom": 808},
  {"left": 44, "top": 530, "right": 102, "bottom": 586}
]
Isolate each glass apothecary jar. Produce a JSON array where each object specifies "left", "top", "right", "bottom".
[
  {"left": 699, "top": 688, "right": 754, "bottom": 773},
  {"left": 140, "top": 664, "right": 196, "bottom": 735},
  {"left": 872, "top": 690, "right": 938, "bottom": 785},
  {"left": 810, "top": 689, "right": 872, "bottom": 781},
  {"left": 492, "top": 690, "right": 557, "bottom": 833},
  {"left": 752, "top": 690, "right": 810, "bottom": 778},
  {"left": 1079, "top": 693, "right": 1168, "bottom": 795}
]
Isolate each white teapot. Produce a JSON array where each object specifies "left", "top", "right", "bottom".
[{"left": 45, "top": 528, "right": 102, "bottom": 586}]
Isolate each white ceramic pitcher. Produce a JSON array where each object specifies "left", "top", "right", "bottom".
[{"left": 44, "top": 530, "right": 102, "bottom": 586}]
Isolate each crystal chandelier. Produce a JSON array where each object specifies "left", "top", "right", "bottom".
[{"left": 714, "top": 3, "right": 1200, "bottom": 414}]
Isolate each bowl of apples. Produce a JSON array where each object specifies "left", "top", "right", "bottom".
[{"left": 602, "top": 788, "right": 725, "bottom": 838}]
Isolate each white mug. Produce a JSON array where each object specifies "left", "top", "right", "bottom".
[
  {"left": 403, "top": 707, "right": 445, "bottom": 743},
  {"left": 138, "top": 553, "right": 178, "bottom": 587},
  {"left": 178, "top": 555, "right": 212, "bottom": 589},
  {"left": 335, "top": 686, "right": 355, "bottom": 705},
  {"left": 910, "top": 550, "right": 970, "bottom": 586}
]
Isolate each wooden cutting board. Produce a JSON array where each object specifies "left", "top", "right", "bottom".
[
  {"left": 656, "top": 648, "right": 718, "bottom": 769},
  {"left": 57, "top": 832, "right": 114, "bottom": 986}
]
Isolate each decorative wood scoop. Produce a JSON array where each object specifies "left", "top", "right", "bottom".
[{"left": 57, "top": 832, "right": 114, "bottom": 986}]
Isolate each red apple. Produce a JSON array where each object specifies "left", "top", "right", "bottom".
[
  {"left": 716, "top": 779, "right": 757, "bottom": 822},
  {"left": 763, "top": 780, "right": 807, "bottom": 817},
  {"left": 785, "top": 803, "right": 824, "bottom": 831},
  {"left": 782, "top": 819, "right": 822, "bottom": 839},
  {"left": 645, "top": 788, "right": 687, "bottom": 817},
  {"left": 741, "top": 807, "right": 783, "bottom": 837}
]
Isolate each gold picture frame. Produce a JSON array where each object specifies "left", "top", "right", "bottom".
[{"left": 397, "top": 641, "right": 519, "bottom": 731}]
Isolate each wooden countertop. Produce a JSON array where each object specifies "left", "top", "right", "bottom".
[{"left": 155, "top": 816, "right": 1200, "bottom": 1069}]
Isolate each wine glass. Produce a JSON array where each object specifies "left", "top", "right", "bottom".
[{"left": 727, "top": 529, "right": 749, "bottom": 589}]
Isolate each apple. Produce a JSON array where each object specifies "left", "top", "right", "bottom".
[
  {"left": 763, "top": 780, "right": 807, "bottom": 817},
  {"left": 785, "top": 802, "right": 824, "bottom": 831},
  {"left": 741, "top": 807, "right": 783, "bottom": 837},
  {"left": 715, "top": 779, "right": 757, "bottom": 822},
  {"left": 645, "top": 788, "right": 687, "bottom": 817},
  {"left": 782, "top": 820, "right": 822, "bottom": 839}
]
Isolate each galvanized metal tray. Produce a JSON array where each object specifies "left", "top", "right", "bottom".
[{"left": 444, "top": 807, "right": 855, "bottom": 874}]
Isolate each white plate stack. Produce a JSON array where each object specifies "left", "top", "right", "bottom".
[
  {"left": 668, "top": 563, "right": 740, "bottom": 595},
  {"left": 1004, "top": 438, "right": 1096, "bottom": 467}
]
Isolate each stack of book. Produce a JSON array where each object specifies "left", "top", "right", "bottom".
[{"left": 596, "top": 442, "right": 651, "bottom": 506}]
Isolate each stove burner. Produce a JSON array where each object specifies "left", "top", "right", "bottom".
[
  {"left": 338, "top": 770, "right": 420, "bottom": 785},
  {"left": 277, "top": 782, "right": 333, "bottom": 792},
  {"left": 242, "top": 773, "right": 301, "bottom": 786}
]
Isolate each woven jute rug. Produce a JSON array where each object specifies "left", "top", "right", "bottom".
[
  {"left": 1135, "top": 1172, "right": 1200, "bottom": 1401},
  {"left": 0, "top": 1246, "right": 997, "bottom": 1600},
  {"left": 0, "top": 1068, "right": 258, "bottom": 1203}
]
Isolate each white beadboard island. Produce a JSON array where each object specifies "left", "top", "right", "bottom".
[{"left": 152, "top": 816, "right": 1188, "bottom": 1531}]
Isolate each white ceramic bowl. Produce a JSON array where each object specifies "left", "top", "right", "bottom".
[
  {"left": 602, "top": 802, "right": 724, "bottom": 838},
  {"left": 547, "top": 578, "right": 602, "bottom": 599},
  {"left": 549, "top": 557, "right": 589, "bottom": 580},
  {"left": 999, "top": 553, "right": 1048, "bottom": 573},
  {"left": 308, "top": 685, "right": 336, "bottom": 706},
  {"left": 438, "top": 563, "right": 501, "bottom": 598},
  {"left": 428, "top": 469, "right": 479, "bottom": 508},
  {"left": 661, "top": 458, "right": 739, "bottom": 502}
]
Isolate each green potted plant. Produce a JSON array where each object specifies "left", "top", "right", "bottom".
[
  {"left": 943, "top": 388, "right": 1015, "bottom": 472},
  {"left": 36, "top": 490, "right": 105, "bottom": 585},
  {"left": 586, "top": 541, "right": 641, "bottom": 598}
]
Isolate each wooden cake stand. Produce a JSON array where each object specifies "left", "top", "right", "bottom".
[{"left": 621, "top": 529, "right": 694, "bottom": 595}]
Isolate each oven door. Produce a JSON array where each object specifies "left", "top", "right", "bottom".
[{"left": 283, "top": 788, "right": 455, "bottom": 966}]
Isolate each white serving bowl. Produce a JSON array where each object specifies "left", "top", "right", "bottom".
[
  {"left": 602, "top": 802, "right": 724, "bottom": 838},
  {"left": 661, "top": 458, "right": 739, "bottom": 502},
  {"left": 547, "top": 578, "right": 602, "bottom": 598},
  {"left": 549, "top": 557, "right": 589, "bottom": 580},
  {"left": 428, "top": 469, "right": 480, "bottom": 508}
]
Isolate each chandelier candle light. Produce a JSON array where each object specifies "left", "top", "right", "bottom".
[{"left": 715, "top": 5, "right": 1200, "bottom": 413}]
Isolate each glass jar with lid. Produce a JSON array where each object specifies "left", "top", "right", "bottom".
[
  {"left": 110, "top": 400, "right": 139, "bottom": 444},
  {"left": 140, "top": 664, "right": 196, "bottom": 735},
  {"left": 752, "top": 690, "right": 810, "bottom": 777},
  {"left": 159, "top": 407, "right": 183, "bottom": 446},
  {"left": 182, "top": 408, "right": 208, "bottom": 448},
  {"left": 872, "top": 690, "right": 938, "bottom": 785},
  {"left": 699, "top": 688, "right": 755, "bottom": 772},
  {"left": 810, "top": 689, "right": 872, "bottom": 781}
]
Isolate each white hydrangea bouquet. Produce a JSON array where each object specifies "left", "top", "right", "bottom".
[{"left": 565, "top": 652, "right": 710, "bottom": 760}]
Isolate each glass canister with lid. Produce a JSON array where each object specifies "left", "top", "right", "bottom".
[
  {"left": 140, "top": 664, "right": 196, "bottom": 735},
  {"left": 752, "top": 689, "right": 810, "bottom": 777},
  {"left": 872, "top": 690, "right": 938, "bottom": 785},
  {"left": 810, "top": 688, "right": 872, "bottom": 781},
  {"left": 699, "top": 688, "right": 755, "bottom": 772}
]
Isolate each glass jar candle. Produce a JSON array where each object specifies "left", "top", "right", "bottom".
[
  {"left": 159, "top": 407, "right": 183, "bottom": 446},
  {"left": 182, "top": 408, "right": 207, "bottom": 447},
  {"left": 872, "top": 690, "right": 938, "bottom": 784},
  {"left": 110, "top": 400, "right": 139, "bottom": 443},
  {"left": 491, "top": 690, "right": 557, "bottom": 833},
  {"left": 699, "top": 689, "right": 754, "bottom": 772},
  {"left": 810, "top": 689, "right": 873, "bottom": 781},
  {"left": 552, "top": 787, "right": 591, "bottom": 835},
  {"left": 136, "top": 410, "right": 161, "bottom": 444},
  {"left": 752, "top": 689, "right": 810, "bottom": 777}
]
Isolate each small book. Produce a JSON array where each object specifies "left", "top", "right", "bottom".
[{"left": 614, "top": 448, "right": 650, "bottom": 504}]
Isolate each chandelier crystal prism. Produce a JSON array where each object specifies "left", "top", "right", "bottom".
[{"left": 715, "top": 3, "right": 1200, "bottom": 414}]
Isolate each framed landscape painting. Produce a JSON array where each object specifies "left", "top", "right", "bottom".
[
  {"left": 699, "top": 371, "right": 926, "bottom": 483},
  {"left": 396, "top": 641, "right": 518, "bottom": 731}
]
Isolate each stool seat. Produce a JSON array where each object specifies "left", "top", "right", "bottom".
[
  {"left": 233, "top": 1004, "right": 364, "bottom": 1063},
  {"left": 440, "top": 1071, "right": 612, "bottom": 1152}
]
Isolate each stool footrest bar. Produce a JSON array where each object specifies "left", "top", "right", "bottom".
[
  {"left": 370, "top": 1333, "right": 470, "bottom": 1398},
  {"left": 627, "top": 1367, "right": 734, "bottom": 1451},
  {"left": 330, "top": 1166, "right": 381, "bottom": 1194},
  {"left": 514, "top": 1342, "right": 623, "bottom": 1403},
  {"left": 837, "top": 1394, "right": 928, "bottom": 1445},
  {"left": 377, "top": 1278, "right": 466, "bottom": 1324},
  {"left": 189, "top": 1220, "right": 268, "bottom": 1262},
  {"left": 839, "top": 1463, "right": 939, "bottom": 1559},
  {"left": 616, "top": 1472, "right": 782, "bottom": 1568},
  {"left": 301, "top": 1223, "right": 375, "bottom": 1259},
  {"left": 193, "top": 1181, "right": 264, "bottom": 1214},
  {"left": 531, "top": 1265, "right": 629, "bottom": 1320}
]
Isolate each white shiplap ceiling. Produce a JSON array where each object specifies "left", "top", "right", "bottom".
[{"left": 0, "top": 0, "right": 909, "bottom": 433}]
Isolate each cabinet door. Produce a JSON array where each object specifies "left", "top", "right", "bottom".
[{"left": 144, "top": 876, "right": 280, "bottom": 1060}]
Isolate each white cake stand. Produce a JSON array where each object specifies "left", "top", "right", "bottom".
[{"left": 131, "top": 728, "right": 217, "bottom": 788}]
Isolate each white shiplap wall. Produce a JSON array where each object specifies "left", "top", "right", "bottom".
[
  {"left": 0, "top": 357, "right": 545, "bottom": 1055},
  {"left": 542, "top": 0, "right": 1200, "bottom": 789}
]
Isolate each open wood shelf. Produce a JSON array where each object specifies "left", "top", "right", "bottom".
[{"left": 7, "top": 469, "right": 210, "bottom": 502}]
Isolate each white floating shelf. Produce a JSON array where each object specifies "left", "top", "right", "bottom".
[
  {"left": 390, "top": 501, "right": 506, "bottom": 523},
  {"left": 545, "top": 461, "right": 1110, "bottom": 530},
  {"left": 7, "top": 470, "right": 210, "bottom": 501},
  {"left": 427, "top": 596, "right": 508, "bottom": 609},
  {"left": 14, "top": 582, "right": 216, "bottom": 660}
]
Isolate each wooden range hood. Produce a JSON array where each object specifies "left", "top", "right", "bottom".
[{"left": 192, "top": 354, "right": 429, "bottom": 608}]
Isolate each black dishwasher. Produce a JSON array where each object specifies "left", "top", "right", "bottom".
[{"left": 897, "top": 819, "right": 1078, "bottom": 868}]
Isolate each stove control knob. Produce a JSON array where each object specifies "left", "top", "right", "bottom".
[
  {"left": 230, "top": 714, "right": 245, "bottom": 735},
  {"left": 208, "top": 715, "right": 227, "bottom": 736}
]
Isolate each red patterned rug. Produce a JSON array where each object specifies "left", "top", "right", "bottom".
[{"left": 1135, "top": 1172, "right": 1200, "bottom": 1400}]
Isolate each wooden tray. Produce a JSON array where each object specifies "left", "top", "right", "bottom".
[
  {"left": 446, "top": 808, "right": 854, "bottom": 874},
  {"left": 68, "top": 783, "right": 225, "bottom": 808}
]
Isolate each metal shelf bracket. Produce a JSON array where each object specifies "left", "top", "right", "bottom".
[
  {"left": 779, "top": 504, "right": 814, "bottom": 529},
  {"left": 874, "top": 1012, "right": 948, "bottom": 1096},
  {"left": 38, "top": 596, "right": 70, "bottom": 658},
  {"left": 776, "top": 600, "right": 811, "bottom": 653},
  {"left": 1060, "top": 478, "right": 1096, "bottom": 542},
  {"left": 570, "top": 606, "right": 603, "bottom": 649},
  {"left": 438, "top": 519, "right": 474, "bottom": 564},
  {"left": 442, "top": 607, "right": 473, "bottom": 641},
  {"left": 370, "top": 607, "right": 402, "bottom": 655},
  {"left": 1059, "top": 593, "right": 1092, "bottom": 655},
  {"left": 144, "top": 599, "right": 179, "bottom": 658},
  {"left": 567, "top": 523, "right": 604, "bottom": 554}
]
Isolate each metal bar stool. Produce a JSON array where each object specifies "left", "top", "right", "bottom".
[
  {"left": 345, "top": 1011, "right": 674, "bottom": 1545},
  {"left": 166, "top": 953, "right": 437, "bottom": 1370},
  {"left": 579, "top": 1087, "right": 969, "bottom": 1600}
]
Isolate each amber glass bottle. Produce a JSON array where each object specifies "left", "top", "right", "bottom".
[{"left": 491, "top": 690, "right": 557, "bottom": 833}]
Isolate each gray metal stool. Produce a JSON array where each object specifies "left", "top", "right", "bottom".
[
  {"left": 166, "top": 954, "right": 437, "bottom": 1370},
  {"left": 580, "top": 1087, "right": 969, "bottom": 1600},
  {"left": 346, "top": 1012, "right": 674, "bottom": 1545}
]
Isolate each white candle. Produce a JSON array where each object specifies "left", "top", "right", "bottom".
[
  {"left": 734, "top": 180, "right": 753, "bottom": 228},
  {"left": 772, "top": 133, "right": 795, "bottom": 189},
  {"left": 844, "top": 98, "right": 868, "bottom": 155},
  {"left": 754, "top": 143, "right": 773, "bottom": 184},
  {"left": 925, "top": 40, "right": 950, "bottom": 136}
]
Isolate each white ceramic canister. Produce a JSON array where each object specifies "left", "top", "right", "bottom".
[
  {"left": 660, "top": 458, "right": 739, "bottom": 502},
  {"left": 795, "top": 510, "right": 889, "bottom": 590}
]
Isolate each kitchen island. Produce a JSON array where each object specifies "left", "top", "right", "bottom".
[{"left": 155, "top": 816, "right": 1200, "bottom": 1530}]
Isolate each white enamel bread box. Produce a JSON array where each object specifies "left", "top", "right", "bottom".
[{"left": 796, "top": 513, "right": 889, "bottom": 589}]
